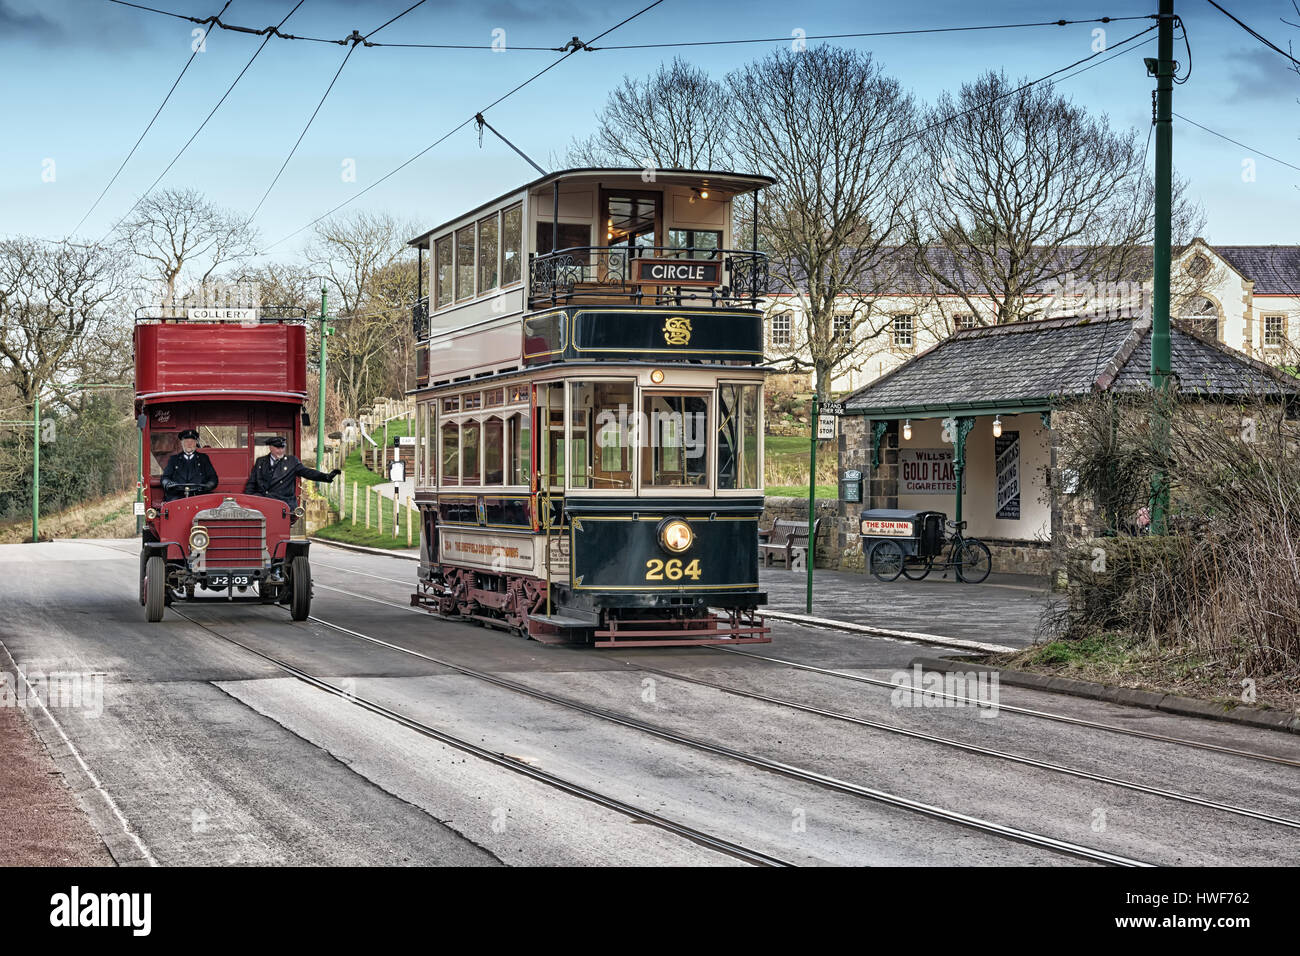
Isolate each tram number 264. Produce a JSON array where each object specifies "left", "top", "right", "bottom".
[{"left": 645, "top": 559, "right": 702, "bottom": 581}]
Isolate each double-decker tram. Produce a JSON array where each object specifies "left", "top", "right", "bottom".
[
  {"left": 134, "top": 306, "right": 319, "bottom": 622},
  {"left": 408, "top": 168, "right": 774, "bottom": 647}
]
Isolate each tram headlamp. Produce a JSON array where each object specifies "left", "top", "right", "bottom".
[
  {"left": 146, "top": 508, "right": 158, "bottom": 520},
  {"left": 189, "top": 526, "right": 210, "bottom": 552},
  {"left": 659, "top": 519, "right": 693, "bottom": 553}
]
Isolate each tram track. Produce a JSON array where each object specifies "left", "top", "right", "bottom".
[
  {"left": 167, "top": 606, "right": 791, "bottom": 868},
  {"left": 177, "top": 576, "right": 1144, "bottom": 866},
  {"left": 306, "top": 559, "right": 1300, "bottom": 771},
  {"left": 305, "top": 577, "right": 1300, "bottom": 841},
  {"left": 84, "top": 544, "right": 1293, "bottom": 861}
]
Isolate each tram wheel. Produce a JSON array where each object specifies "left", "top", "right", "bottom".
[
  {"left": 901, "top": 555, "right": 933, "bottom": 581},
  {"left": 290, "top": 556, "right": 312, "bottom": 620},
  {"left": 955, "top": 539, "right": 992, "bottom": 584},
  {"left": 144, "top": 556, "right": 167, "bottom": 622},
  {"left": 868, "top": 540, "right": 904, "bottom": 582}
]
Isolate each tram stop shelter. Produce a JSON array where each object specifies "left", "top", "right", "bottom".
[{"left": 835, "top": 314, "right": 1300, "bottom": 576}]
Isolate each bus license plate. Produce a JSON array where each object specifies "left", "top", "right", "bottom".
[{"left": 208, "top": 574, "right": 251, "bottom": 588}]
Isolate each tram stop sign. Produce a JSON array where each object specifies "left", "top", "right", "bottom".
[{"left": 389, "top": 460, "right": 406, "bottom": 483}]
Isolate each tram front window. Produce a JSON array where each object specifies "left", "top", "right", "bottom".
[
  {"left": 570, "top": 380, "right": 634, "bottom": 490},
  {"left": 717, "top": 384, "right": 761, "bottom": 490},
  {"left": 641, "top": 392, "right": 709, "bottom": 488}
]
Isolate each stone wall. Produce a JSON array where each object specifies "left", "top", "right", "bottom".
[{"left": 760, "top": 497, "right": 841, "bottom": 567}]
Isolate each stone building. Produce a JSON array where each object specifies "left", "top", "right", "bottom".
[{"left": 831, "top": 314, "right": 1300, "bottom": 576}]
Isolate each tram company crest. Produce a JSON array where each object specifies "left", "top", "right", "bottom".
[{"left": 662, "top": 316, "right": 692, "bottom": 346}]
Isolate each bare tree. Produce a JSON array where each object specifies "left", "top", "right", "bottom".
[
  {"left": 0, "top": 238, "right": 128, "bottom": 407},
  {"left": 567, "top": 57, "right": 730, "bottom": 169},
  {"left": 912, "top": 71, "right": 1201, "bottom": 324},
  {"left": 306, "top": 212, "right": 416, "bottom": 415},
  {"left": 119, "top": 187, "right": 257, "bottom": 307},
  {"left": 726, "top": 47, "right": 918, "bottom": 396}
]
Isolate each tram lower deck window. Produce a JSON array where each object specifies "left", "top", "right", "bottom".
[
  {"left": 641, "top": 393, "right": 709, "bottom": 488},
  {"left": 571, "top": 380, "right": 634, "bottom": 489}
]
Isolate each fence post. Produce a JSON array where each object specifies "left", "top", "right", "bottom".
[
  {"left": 365, "top": 487, "right": 371, "bottom": 528},
  {"left": 352, "top": 483, "right": 358, "bottom": 526},
  {"left": 406, "top": 496, "right": 413, "bottom": 547}
]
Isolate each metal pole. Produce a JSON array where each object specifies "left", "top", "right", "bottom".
[
  {"left": 32, "top": 394, "right": 39, "bottom": 543},
  {"left": 318, "top": 284, "right": 328, "bottom": 470},
  {"left": 1149, "top": 0, "right": 1174, "bottom": 533},
  {"left": 136, "top": 419, "right": 144, "bottom": 534},
  {"left": 806, "top": 393, "right": 817, "bottom": 613}
]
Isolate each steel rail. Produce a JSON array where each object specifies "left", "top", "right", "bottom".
[
  {"left": 266, "top": 587, "right": 1152, "bottom": 866},
  {"left": 169, "top": 607, "right": 790, "bottom": 868},
  {"left": 302, "top": 559, "right": 1300, "bottom": 770}
]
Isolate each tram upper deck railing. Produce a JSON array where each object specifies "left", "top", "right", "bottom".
[{"left": 527, "top": 246, "right": 768, "bottom": 310}]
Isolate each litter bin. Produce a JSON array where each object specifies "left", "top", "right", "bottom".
[{"left": 859, "top": 508, "right": 946, "bottom": 582}]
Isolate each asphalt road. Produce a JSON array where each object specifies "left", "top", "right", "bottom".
[{"left": 2, "top": 538, "right": 1297, "bottom": 867}]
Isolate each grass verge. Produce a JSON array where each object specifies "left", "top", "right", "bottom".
[{"left": 989, "top": 631, "right": 1300, "bottom": 714}]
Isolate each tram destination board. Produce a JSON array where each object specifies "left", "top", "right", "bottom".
[{"left": 632, "top": 258, "right": 722, "bottom": 287}]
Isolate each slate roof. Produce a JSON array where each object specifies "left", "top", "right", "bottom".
[
  {"left": 767, "top": 243, "right": 1300, "bottom": 297},
  {"left": 1213, "top": 246, "right": 1300, "bottom": 294},
  {"left": 843, "top": 316, "right": 1300, "bottom": 414}
]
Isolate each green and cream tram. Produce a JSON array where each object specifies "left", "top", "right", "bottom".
[{"left": 407, "top": 168, "right": 773, "bottom": 647}]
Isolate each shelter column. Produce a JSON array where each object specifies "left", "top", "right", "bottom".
[{"left": 951, "top": 416, "right": 974, "bottom": 526}]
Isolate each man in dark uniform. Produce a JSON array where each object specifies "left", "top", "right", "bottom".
[
  {"left": 161, "top": 428, "right": 219, "bottom": 501},
  {"left": 244, "top": 436, "right": 339, "bottom": 510}
]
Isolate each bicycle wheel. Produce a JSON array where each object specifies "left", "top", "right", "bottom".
[
  {"left": 901, "top": 553, "right": 933, "bottom": 580},
  {"left": 955, "top": 538, "right": 992, "bottom": 584},
  {"left": 868, "top": 540, "right": 904, "bottom": 582}
]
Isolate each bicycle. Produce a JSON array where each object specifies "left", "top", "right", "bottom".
[{"left": 867, "top": 519, "right": 992, "bottom": 584}]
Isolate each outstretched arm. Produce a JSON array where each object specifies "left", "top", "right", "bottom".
[{"left": 295, "top": 462, "right": 339, "bottom": 483}]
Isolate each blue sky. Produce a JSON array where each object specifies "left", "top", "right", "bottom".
[{"left": 1, "top": 0, "right": 1297, "bottom": 259}]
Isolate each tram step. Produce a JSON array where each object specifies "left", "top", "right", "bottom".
[{"left": 527, "top": 612, "right": 597, "bottom": 630}]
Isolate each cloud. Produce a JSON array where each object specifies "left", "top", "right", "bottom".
[
  {"left": 0, "top": 0, "right": 65, "bottom": 43},
  {"left": 1223, "top": 46, "right": 1300, "bottom": 102}
]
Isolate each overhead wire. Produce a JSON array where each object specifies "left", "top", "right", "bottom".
[
  {"left": 71, "top": 0, "right": 234, "bottom": 236},
  {"left": 98, "top": 0, "right": 308, "bottom": 244},
  {"left": 256, "top": 0, "right": 668, "bottom": 254},
  {"left": 1205, "top": 0, "right": 1300, "bottom": 68}
]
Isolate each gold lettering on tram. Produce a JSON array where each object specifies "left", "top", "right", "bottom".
[{"left": 662, "top": 316, "right": 692, "bottom": 346}]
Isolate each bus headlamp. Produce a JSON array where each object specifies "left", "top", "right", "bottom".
[
  {"left": 659, "top": 519, "right": 693, "bottom": 553},
  {"left": 189, "top": 526, "right": 210, "bottom": 552}
]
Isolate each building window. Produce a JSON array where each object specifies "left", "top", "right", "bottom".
[
  {"left": 1184, "top": 297, "right": 1219, "bottom": 339},
  {"left": 954, "top": 313, "right": 977, "bottom": 331},
  {"left": 832, "top": 313, "right": 852, "bottom": 346},
  {"left": 769, "top": 312, "right": 792, "bottom": 347},
  {"left": 1263, "top": 314, "right": 1286, "bottom": 349},
  {"left": 891, "top": 314, "right": 915, "bottom": 351}
]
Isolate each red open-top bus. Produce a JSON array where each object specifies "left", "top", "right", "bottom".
[{"left": 135, "top": 306, "right": 316, "bottom": 621}]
